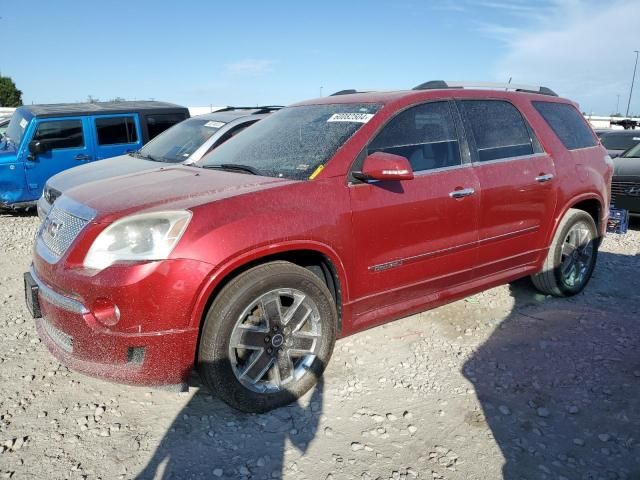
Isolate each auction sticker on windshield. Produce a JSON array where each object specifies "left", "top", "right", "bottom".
[
  {"left": 327, "top": 113, "right": 374, "bottom": 123},
  {"left": 20, "top": 118, "right": 28, "bottom": 129},
  {"left": 204, "top": 121, "right": 225, "bottom": 129}
]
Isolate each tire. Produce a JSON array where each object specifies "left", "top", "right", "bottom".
[
  {"left": 531, "top": 208, "right": 599, "bottom": 297},
  {"left": 197, "top": 261, "right": 337, "bottom": 413}
]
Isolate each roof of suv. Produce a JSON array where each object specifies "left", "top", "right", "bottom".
[
  {"left": 293, "top": 81, "right": 565, "bottom": 107},
  {"left": 20, "top": 100, "right": 187, "bottom": 118}
]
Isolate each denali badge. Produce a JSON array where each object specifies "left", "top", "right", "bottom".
[{"left": 625, "top": 185, "right": 640, "bottom": 197}]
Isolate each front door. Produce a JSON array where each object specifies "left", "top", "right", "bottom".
[
  {"left": 24, "top": 117, "right": 91, "bottom": 196},
  {"left": 348, "top": 101, "right": 480, "bottom": 327},
  {"left": 457, "top": 99, "right": 558, "bottom": 277}
]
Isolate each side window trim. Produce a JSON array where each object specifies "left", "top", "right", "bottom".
[
  {"left": 349, "top": 99, "right": 466, "bottom": 183},
  {"left": 33, "top": 118, "right": 86, "bottom": 151},
  {"left": 456, "top": 98, "right": 543, "bottom": 164}
]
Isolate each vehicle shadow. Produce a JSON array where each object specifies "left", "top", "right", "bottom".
[
  {"left": 463, "top": 251, "right": 640, "bottom": 479},
  {"left": 135, "top": 363, "right": 324, "bottom": 480}
]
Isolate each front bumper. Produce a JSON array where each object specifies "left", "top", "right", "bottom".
[{"left": 29, "top": 257, "right": 211, "bottom": 387}]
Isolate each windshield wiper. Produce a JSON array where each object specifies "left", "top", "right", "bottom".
[
  {"left": 130, "top": 151, "right": 162, "bottom": 162},
  {"left": 202, "top": 163, "right": 261, "bottom": 175}
]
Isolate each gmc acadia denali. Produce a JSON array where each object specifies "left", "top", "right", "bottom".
[{"left": 25, "top": 81, "right": 612, "bottom": 412}]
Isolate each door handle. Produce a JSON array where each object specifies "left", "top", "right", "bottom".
[
  {"left": 449, "top": 187, "right": 475, "bottom": 199},
  {"left": 535, "top": 173, "right": 554, "bottom": 183},
  {"left": 75, "top": 154, "right": 91, "bottom": 161}
]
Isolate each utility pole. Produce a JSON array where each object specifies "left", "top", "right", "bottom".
[
  {"left": 626, "top": 50, "right": 639, "bottom": 117},
  {"left": 616, "top": 94, "right": 620, "bottom": 114},
  {"left": 319, "top": 86, "right": 323, "bottom": 97}
]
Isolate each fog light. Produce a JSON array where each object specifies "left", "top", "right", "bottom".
[
  {"left": 92, "top": 298, "right": 121, "bottom": 327},
  {"left": 127, "top": 347, "right": 145, "bottom": 364}
]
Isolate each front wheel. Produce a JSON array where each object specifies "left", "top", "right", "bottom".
[
  {"left": 531, "top": 208, "right": 599, "bottom": 297},
  {"left": 198, "top": 261, "right": 337, "bottom": 413}
]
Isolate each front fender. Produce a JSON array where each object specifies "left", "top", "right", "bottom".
[
  {"left": 0, "top": 160, "right": 27, "bottom": 206},
  {"left": 187, "top": 240, "right": 349, "bottom": 330}
]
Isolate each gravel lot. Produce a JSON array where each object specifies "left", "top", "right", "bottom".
[{"left": 0, "top": 213, "right": 638, "bottom": 480}]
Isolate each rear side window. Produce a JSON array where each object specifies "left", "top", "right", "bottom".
[
  {"left": 95, "top": 116, "right": 138, "bottom": 145},
  {"left": 146, "top": 113, "right": 187, "bottom": 140},
  {"left": 368, "top": 101, "right": 461, "bottom": 172},
  {"left": 33, "top": 119, "right": 84, "bottom": 149},
  {"left": 460, "top": 100, "right": 535, "bottom": 162},
  {"left": 533, "top": 101, "right": 597, "bottom": 150}
]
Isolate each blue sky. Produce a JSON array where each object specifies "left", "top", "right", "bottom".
[{"left": 1, "top": 0, "right": 638, "bottom": 115}]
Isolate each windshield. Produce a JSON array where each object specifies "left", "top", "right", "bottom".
[
  {"left": 5, "top": 110, "right": 31, "bottom": 146},
  {"left": 622, "top": 141, "right": 640, "bottom": 158},
  {"left": 137, "top": 117, "right": 226, "bottom": 163},
  {"left": 601, "top": 132, "right": 640, "bottom": 151},
  {"left": 201, "top": 103, "right": 382, "bottom": 180}
]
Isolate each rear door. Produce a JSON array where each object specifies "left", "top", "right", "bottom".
[
  {"left": 349, "top": 100, "right": 480, "bottom": 320},
  {"left": 458, "top": 99, "right": 557, "bottom": 277},
  {"left": 91, "top": 114, "right": 142, "bottom": 161},
  {"left": 24, "top": 117, "right": 91, "bottom": 195}
]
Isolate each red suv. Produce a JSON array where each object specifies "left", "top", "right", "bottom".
[{"left": 25, "top": 81, "right": 612, "bottom": 412}]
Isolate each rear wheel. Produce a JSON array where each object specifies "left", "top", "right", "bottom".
[
  {"left": 198, "top": 261, "right": 337, "bottom": 413},
  {"left": 531, "top": 208, "right": 599, "bottom": 297}
]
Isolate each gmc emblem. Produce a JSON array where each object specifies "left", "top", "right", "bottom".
[{"left": 43, "top": 218, "right": 63, "bottom": 239}]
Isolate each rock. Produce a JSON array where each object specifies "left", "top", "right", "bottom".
[
  {"left": 213, "top": 469, "right": 223, "bottom": 477},
  {"left": 351, "top": 442, "right": 364, "bottom": 451},
  {"left": 498, "top": 405, "right": 511, "bottom": 415},
  {"left": 598, "top": 434, "right": 610, "bottom": 442},
  {"left": 408, "top": 425, "right": 418, "bottom": 434},
  {"left": 536, "top": 407, "right": 550, "bottom": 418},
  {"left": 567, "top": 405, "right": 579, "bottom": 414}
]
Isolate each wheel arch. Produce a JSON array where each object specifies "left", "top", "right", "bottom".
[
  {"left": 549, "top": 193, "right": 605, "bottom": 245},
  {"left": 190, "top": 242, "right": 347, "bottom": 359}
]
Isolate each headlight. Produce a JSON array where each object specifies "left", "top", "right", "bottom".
[{"left": 83, "top": 211, "right": 192, "bottom": 271}]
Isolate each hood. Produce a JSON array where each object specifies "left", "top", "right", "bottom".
[
  {"left": 64, "top": 165, "right": 294, "bottom": 221},
  {"left": 46, "top": 154, "right": 157, "bottom": 192},
  {"left": 613, "top": 156, "right": 640, "bottom": 177}
]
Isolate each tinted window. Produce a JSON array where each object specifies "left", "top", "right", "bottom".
[
  {"left": 461, "top": 100, "right": 534, "bottom": 162},
  {"left": 600, "top": 132, "right": 640, "bottom": 151},
  {"left": 533, "top": 101, "right": 597, "bottom": 150},
  {"left": 34, "top": 120, "right": 84, "bottom": 149},
  {"left": 146, "top": 113, "right": 188, "bottom": 140},
  {"left": 369, "top": 101, "right": 461, "bottom": 172},
  {"left": 95, "top": 116, "right": 138, "bottom": 145}
]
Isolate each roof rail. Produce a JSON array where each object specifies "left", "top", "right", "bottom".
[
  {"left": 412, "top": 80, "right": 558, "bottom": 97},
  {"left": 330, "top": 89, "right": 360, "bottom": 96},
  {"left": 217, "top": 105, "right": 284, "bottom": 113}
]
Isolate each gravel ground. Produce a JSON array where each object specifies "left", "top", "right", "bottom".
[{"left": 0, "top": 213, "right": 638, "bottom": 480}]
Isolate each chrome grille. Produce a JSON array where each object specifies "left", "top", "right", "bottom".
[
  {"left": 611, "top": 181, "right": 640, "bottom": 205},
  {"left": 39, "top": 206, "right": 89, "bottom": 258},
  {"left": 41, "top": 319, "right": 74, "bottom": 353}
]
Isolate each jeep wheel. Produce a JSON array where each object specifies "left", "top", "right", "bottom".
[
  {"left": 198, "top": 261, "right": 337, "bottom": 413},
  {"left": 531, "top": 208, "right": 599, "bottom": 297}
]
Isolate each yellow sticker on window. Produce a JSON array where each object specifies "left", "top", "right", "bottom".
[{"left": 309, "top": 164, "right": 325, "bottom": 180}]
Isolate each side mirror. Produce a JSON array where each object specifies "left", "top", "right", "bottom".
[
  {"left": 354, "top": 151, "right": 414, "bottom": 182},
  {"left": 28, "top": 140, "right": 49, "bottom": 158}
]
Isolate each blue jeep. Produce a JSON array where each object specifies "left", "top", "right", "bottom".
[{"left": 0, "top": 101, "right": 189, "bottom": 210}]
